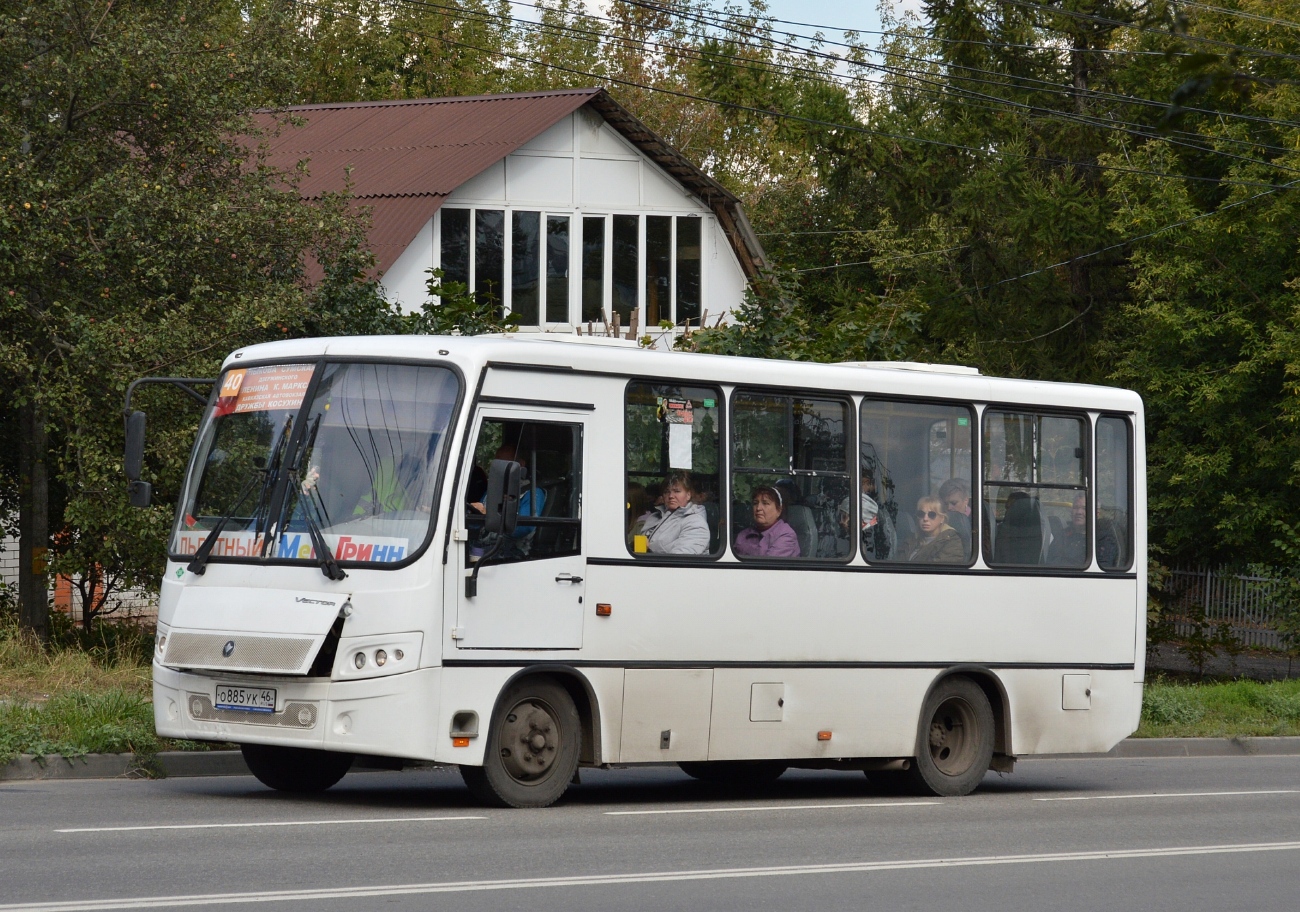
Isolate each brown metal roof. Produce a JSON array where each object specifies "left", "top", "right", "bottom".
[{"left": 253, "top": 88, "right": 765, "bottom": 277}]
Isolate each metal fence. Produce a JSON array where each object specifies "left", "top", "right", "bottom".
[{"left": 1164, "top": 567, "right": 1286, "bottom": 650}]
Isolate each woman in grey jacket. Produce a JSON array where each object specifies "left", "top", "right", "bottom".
[{"left": 639, "top": 471, "right": 711, "bottom": 555}]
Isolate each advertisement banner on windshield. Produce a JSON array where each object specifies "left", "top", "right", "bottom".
[{"left": 173, "top": 530, "right": 409, "bottom": 564}]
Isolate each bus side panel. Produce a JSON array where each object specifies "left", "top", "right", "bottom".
[
  {"left": 708, "top": 668, "right": 928, "bottom": 761},
  {"left": 999, "top": 668, "right": 1142, "bottom": 755},
  {"left": 433, "top": 666, "right": 626, "bottom": 767}
]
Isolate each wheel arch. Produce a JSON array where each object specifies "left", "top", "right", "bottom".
[
  {"left": 497, "top": 665, "right": 602, "bottom": 765},
  {"left": 921, "top": 665, "right": 1013, "bottom": 758}
]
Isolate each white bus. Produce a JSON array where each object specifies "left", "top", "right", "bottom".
[{"left": 130, "top": 335, "right": 1145, "bottom": 807}]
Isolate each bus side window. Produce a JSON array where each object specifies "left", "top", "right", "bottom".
[
  {"left": 860, "top": 399, "right": 974, "bottom": 565},
  {"left": 464, "top": 419, "right": 581, "bottom": 566},
  {"left": 625, "top": 381, "right": 723, "bottom": 557},
  {"left": 731, "top": 391, "right": 851, "bottom": 560},
  {"left": 1096, "top": 415, "right": 1133, "bottom": 571},
  {"left": 983, "top": 411, "right": 1088, "bottom": 569}
]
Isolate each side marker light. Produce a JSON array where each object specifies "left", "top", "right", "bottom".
[
  {"left": 817, "top": 730, "right": 832, "bottom": 741},
  {"left": 596, "top": 603, "right": 612, "bottom": 617},
  {"left": 452, "top": 737, "right": 470, "bottom": 748}
]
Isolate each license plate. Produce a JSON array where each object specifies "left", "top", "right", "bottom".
[{"left": 215, "top": 685, "right": 276, "bottom": 713}]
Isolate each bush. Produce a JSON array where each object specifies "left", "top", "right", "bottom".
[
  {"left": 0, "top": 688, "right": 159, "bottom": 764},
  {"left": 1142, "top": 683, "right": 1206, "bottom": 726}
]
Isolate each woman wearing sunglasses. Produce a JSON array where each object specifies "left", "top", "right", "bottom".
[{"left": 900, "top": 495, "right": 966, "bottom": 563}]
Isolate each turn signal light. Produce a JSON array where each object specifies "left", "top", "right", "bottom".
[
  {"left": 452, "top": 737, "right": 470, "bottom": 748},
  {"left": 596, "top": 603, "right": 612, "bottom": 617},
  {"left": 817, "top": 730, "right": 833, "bottom": 741}
]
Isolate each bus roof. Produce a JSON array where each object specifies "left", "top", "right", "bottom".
[{"left": 223, "top": 334, "right": 1142, "bottom": 413}]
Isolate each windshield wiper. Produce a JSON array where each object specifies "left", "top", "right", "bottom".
[
  {"left": 288, "top": 415, "right": 347, "bottom": 581},
  {"left": 186, "top": 471, "right": 263, "bottom": 576},
  {"left": 188, "top": 415, "right": 292, "bottom": 575}
]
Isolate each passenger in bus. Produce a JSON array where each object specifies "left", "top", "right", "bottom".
[
  {"left": 900, "top": 496, "right": 965, "bottom": 563},
  {"left": 939, "top": 477, "right": 973, "bottom": 554},
  {"left": 1047, "top": 493, "right": 1087, "bottom": 566},
  {"left": 734, "top": 485, "right": 801, "bottom": 558},
  {"left": 637, "top": 471, "right": 710, "bottom": 554},
  {"left": 845, "top": 469, "right": 896, "bottom": 560},
  {"left": 1047, "top": 493, "right": 1119, "bottom": 567}
]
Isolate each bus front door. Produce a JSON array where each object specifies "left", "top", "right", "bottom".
[{"left": 454, "top": 408, "right": 587, "bottom": 650}]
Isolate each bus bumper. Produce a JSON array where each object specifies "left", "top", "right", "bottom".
[{"left": 153, "top": 663, "right": 442, "bottom": 762}]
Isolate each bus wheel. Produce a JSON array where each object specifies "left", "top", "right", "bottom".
[
  {"left": 240, "top": 744, "right": 354, "bottom": 793},
  {"left": 678, "top": 761, "right": 788, "bottom": 784},
  {"left": 906, "top": 676, "right": 995, "bottom": 797},
  {"left": 460, "top": 679, "right": 580, "bottom": 808}
]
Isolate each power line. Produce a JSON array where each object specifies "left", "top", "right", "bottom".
[
  {"left": 1176, "top": 1, "right": 1300, "bottom": 32},
  {"left": 947, "top": 174, "right": 1300, "bottom": 342},
  {"left": 361, "top": 0, "right": 1299, "bottom": 189},
  {"left": 794, "top": 245, "right": 971, "bottom": 272}
]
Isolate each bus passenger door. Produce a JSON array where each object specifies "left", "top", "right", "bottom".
[{"left": 454, "top": 409, "right": 586, "bottom": 650}]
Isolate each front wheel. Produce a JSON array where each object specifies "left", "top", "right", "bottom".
[
  {"left": 460, "top": 678, "right": 581, "bottom": 808},
  {"left": 240, "top": 744, "right": 354, "bottom": 793},
  {"left": 905, "top": 676, "right": 995, "bottom": 797}
]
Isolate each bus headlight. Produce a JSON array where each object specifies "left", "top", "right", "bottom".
[{"left": 336, "top": 633, "right": 422, "bottom": 680}]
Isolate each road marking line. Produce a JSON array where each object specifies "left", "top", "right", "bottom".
[
  {"left": 55, "top": 815, "right": 484, "bottom": 834},
  {"left": 6, "top": 841, "right": 1300, "bottom": 910},
  {"left": 1034, "top": 789, "right": 1300, "bottom": 802},
  {"left": 606, "top": 801, "right": 940, "bottom": 816}
]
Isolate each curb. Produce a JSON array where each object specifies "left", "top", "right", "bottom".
[
  {"left": 4, "top": 737, "right": 1300, "bottom": 781},
  {"left": 1028, "top": 736, "right": 1300, "bottom": 761}
]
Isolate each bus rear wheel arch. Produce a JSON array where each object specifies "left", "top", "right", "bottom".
[
  {"left": 460, "top": 677, "right": 581, "bottom": 808},
  {"left": 906, "top": 674, "right": 996, "bottom": 797}
]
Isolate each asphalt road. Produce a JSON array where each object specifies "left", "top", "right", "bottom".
[{"left": 2, "top": 756, "right": 1298, "bottom": 912}]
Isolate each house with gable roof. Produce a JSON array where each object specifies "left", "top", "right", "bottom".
[{"left": 256, "top": 87, "right": 767, "bottom": 333}]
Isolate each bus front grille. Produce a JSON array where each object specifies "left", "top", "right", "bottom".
[
  {"left": 162, "top": 632, "right": 316, "bottom": 674},
  {"left": 187, "top": 694, "right": 319, "bottom": 729}
]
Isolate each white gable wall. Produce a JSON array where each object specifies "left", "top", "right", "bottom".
[{"left": 380, "top": 109, "right": 747, "bottom": 330}]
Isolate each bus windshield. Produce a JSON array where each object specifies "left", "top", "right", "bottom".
[{"left": 171, "top": 361, "right": 459, "bottom": 567}]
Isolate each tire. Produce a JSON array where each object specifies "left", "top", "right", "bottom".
[
  {"left": 678, "top": 761, "right": 788, "bottom": 784},
  {"left": 905, "top": 676, "right": 995, "bottom": 797},
  {"left": 240, "top": 744, "right": 354, "bottom": 793},
  {"left": 460, "top": 678, "right": 581, "bottom": 808}
]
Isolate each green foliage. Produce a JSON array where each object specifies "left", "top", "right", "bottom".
[
  {"left": 411, "top": 268, "right": 521, "bottom": 336},
  {"left": 0, "top": 689, "right": 159, "bottom": 765},
  {"left": 0, "top": 1, "right": 394, "bottom": 627},
  {"left": 1137, "top": 677, "right": 1300, "bottom": 738}
]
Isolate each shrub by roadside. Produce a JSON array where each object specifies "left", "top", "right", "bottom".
[
  {"left": 1137, "top": 676, "right": 1300, "bottom": 738},
  {"left": 0, "top": 621, "right": 223, "bottom": 767}
]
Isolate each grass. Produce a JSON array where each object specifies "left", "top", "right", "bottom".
[
  {"left": 0, "top": 620, "right": 221, "bottom": 767},
  {"left": 1136, "top": 675, "right": 1300, "bottom": 738}
]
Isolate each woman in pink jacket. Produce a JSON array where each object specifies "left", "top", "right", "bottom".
[{"left": 733, "top": 485, "right": 801, "bottom": 558}]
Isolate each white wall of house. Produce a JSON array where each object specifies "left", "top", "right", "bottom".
[{"left": 380, "top": 107, "right": 748, "bottom": 333}]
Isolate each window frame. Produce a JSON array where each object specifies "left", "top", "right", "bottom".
[
  {"left": 168, "top": 355, "right": 465, "bottom": 573},
  {"left": 981, "top": 406, "right": 1092, "bottom": 572},
  {"left": 1095, "top": 412, "right": 1136, "bottom": 573},
  {"left": 728, "top": 386, "right": 856, "bottom": 564},
  {"left": 857, "top": 395, "right": 979, "bottom": 569},
  {"left": 623, "top": 377, "right": 728, "bottom": 562},
  {"left": 462, "top": 416, "right": 585, "bottom": 567}
]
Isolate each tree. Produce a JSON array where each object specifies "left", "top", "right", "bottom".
[{"left": 0, "top": 0, "right": 385, "bottom": 633}]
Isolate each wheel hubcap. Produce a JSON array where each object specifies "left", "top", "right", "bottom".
[
  {"left": 927, "top": 696, "right": 977, "bottom": 776},
  {"left": 499, "top": 700, "right": 560, "bottom": 783}
]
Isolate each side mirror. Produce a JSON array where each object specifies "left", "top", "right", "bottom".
[
  {"left": 124, "top": 410, "right": 147, "bottom": 481},
  {"left": 128, "top": 480, "right": 152, "bottom": 508},
  {"left": 483, "top": 458, "right": 521, "bottom": 536}
]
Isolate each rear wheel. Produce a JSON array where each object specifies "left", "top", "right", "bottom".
[
  {"left": 240, "top": 744, "right": 354, "bottom": 793},
  {"left": 905, "top": 676, "right": 995, "bottom": 797},
  {"left": 678, "top": 760, "right": 788, "bottom": 784},
  {"left": 460, "top": 679, "right": 580, "bottom": 808}
]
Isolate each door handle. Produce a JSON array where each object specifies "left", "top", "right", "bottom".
[{"left": 554, "top": 573, "right": 584, "bottom": 584}]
